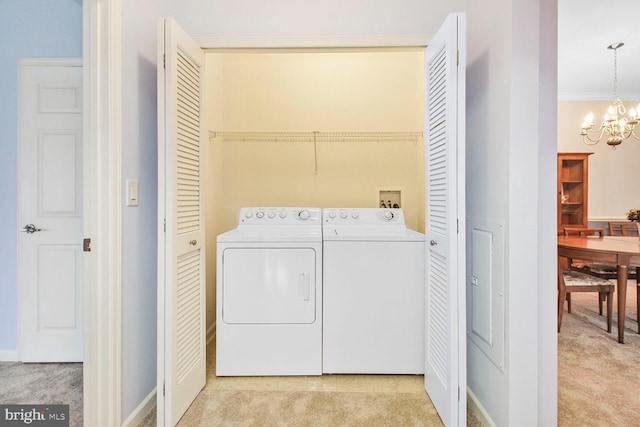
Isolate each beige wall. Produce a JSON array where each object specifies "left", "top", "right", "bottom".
[
  {"left": 203, "top": 49, "right": 425, "bottom": 331},
  {"left": 558, "top": 100, "right": 640, "bottom": 220},
  {"left": 205, "top": 49, "right": 426, "bottom": 233}
]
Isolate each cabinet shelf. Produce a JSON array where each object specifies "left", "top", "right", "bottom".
[{"left": 557, "top": 152, "right": 591, "bottom": 234}]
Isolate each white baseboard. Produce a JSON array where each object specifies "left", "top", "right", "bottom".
[
  {"left": 122, "top": 388, "right": 156, "bottom": 427},
  {"left": 0, "top": 350, "right": 19, "bottom": 362},
  {"left": 207, "top": 321, "right": 216, "bottom": 346},
  {"left": 467, "top": 387, "right": 497, "bottom": 427}
]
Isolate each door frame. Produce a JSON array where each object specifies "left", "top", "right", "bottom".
[
  {"left": 17, "top": 57, "right": 84, "bottom": 362},
  {"left": 82, "top": 0, "right": 122, "bottom": 425}
]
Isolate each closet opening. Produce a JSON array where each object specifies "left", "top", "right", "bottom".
[{"left": 202, "top": 47, "right": 426, "bottom": 385}]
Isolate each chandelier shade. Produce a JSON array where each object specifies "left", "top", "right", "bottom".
[{"left": 580, "top": 43, "right": 640, "bottom": 148}]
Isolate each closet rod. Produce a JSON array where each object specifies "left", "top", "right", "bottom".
[{"left": 208, "top": 131, "right": 423, "bottom": 142}]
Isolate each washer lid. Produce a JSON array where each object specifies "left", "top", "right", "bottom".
[{"left": 323, "top": 227, "right": 425, "bottom": 242}]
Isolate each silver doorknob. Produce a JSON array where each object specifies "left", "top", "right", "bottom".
[
  {"left": 189, "top": 239, "right": 197, "bottom": 246},
  {"left": 21, "top": 224, "right": 41, "bottom": 234},
  {"left": 429, "top": 240, "right": 437, "bottom": 246}
]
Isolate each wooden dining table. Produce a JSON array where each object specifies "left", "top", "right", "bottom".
[{"left": 557, "top": 235, "right": 640, "bottom": 343}]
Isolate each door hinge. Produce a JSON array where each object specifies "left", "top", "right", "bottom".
[
  {"left": 458, "top": 387, "right": 461, "bottom": 401},
  {"left": 163, "top": 54, "right": 166, "bottom": 69},
  {"left": 83, "top": 238, "right": 91, "bottom": 252},
  {"left": 163, "top": 383, "right": 165, "bottom": 396},
  {"left": 164, "top": 218, "right": 166, "bottom": 233},
  {"left": 456, "top": 50, "right": 459, "bottom": 66},
  {"left": 457, "top": 219, "right": 459, "bottom": 234}
]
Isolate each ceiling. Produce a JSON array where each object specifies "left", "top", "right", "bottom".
[{"left": 558, "top": 0, "right": 640, "bottom": 100}]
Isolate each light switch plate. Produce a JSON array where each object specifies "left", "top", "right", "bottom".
[{"left": 126, "top": 179, "right": 139, "bottom": 207}]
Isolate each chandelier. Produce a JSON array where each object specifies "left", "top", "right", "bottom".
[{"left": 580, "top": 42, "right": 640, "bottom": 148}]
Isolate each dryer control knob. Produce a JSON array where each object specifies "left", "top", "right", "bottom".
[
  {"left": 328, "top": 210, "right": 336, "bottom": 219},
  {"left": 298, "top": 210, "right": 311, "bottom": 220},
  {"left": 256, "top": 211, "right": 265, "bottom": 219},
  {"left": 340, "top": 210, "right": 348, "bottom": 219},
  {"left": 382, "top": 211, "right": 394, "bottom": 221},
  {"left": 244, "top": 210, "right": 253, "bottom": 219},
  {"left": 279, "top": 211, "right": 287, "bottom": 219},
  {"left": 351, "top": 210, "right": 359, "bottom": 219},
  {"left": 268, "top": 211, "right": 276, "bottom": 219}
]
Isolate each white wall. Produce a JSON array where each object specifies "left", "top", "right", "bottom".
[
  {"left": 466, "top": 0, "right": 557, "bottom": 425},
  {"left": 0, "top": 0, "right": 82, "bottom": 354},
  {"left": 120, "top": 0, "right": 160, "bottom": 421},
  {"left": 537, "top": 0, "right": 558, "bottom": 422},
  {"left": 160, "top": 0, "right": 465, "bottom": 39}
]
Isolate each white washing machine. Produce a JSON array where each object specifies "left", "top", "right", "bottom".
[
  {"left": 322, "top": 208, "right": 425, "bottom": 374},
  {"left": 216, "top": 207, "right": 322, "bottom": 376}
]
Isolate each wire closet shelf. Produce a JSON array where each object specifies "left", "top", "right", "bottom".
[
  {"left": 208, "top": 131, "right": 424, "bottom": 174},
  {"left": 208, "top": 131, "right": 423, "bottom": 143}
]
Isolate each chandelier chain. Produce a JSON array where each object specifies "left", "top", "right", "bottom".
[{"left": 613, "top": 47, "right": 618, "bottom": 100}]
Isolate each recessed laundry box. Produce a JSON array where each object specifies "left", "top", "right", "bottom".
[
  {"left": 216, "top": 207, "right": 322, "bottom": 376},
  {"left": 322, "top": 208, "right": 425, "bottom": 374}
]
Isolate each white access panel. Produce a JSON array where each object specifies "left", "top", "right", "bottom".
[{"left": 222, "top": 247, "right": 317, "bottom": 324}]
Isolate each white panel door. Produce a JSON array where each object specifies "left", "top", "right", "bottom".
[
  {"left": 158, "top": 18, "right": 206, "bottom": 426},
  {"left": 424, "top": 13, "right": 466, "bottom": 427},
  {"left": 18, "top": 60, "right": 83, "bottom": 363}
]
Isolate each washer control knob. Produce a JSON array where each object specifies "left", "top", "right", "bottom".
[
  {"left": 279, "top": 211, "right": 287, "bottom": 219},
  {"left": 298, "top": 210, "right": 311, "bottom": 220},
  {"left": 382, "top": 211, "right": 394, "bottom": 221},
  {"left": 256, "top": 211, "right": 265, "bottom": 219},
  {"left": 328, "top": 210, "right": 336, "bottom": 219},
  {"left": 244, "top": 210, "right": 253, "bottom": 219},
  {"left": 340, "top": 210, "right": 348, "bottom": 219},
  {"left": 268, "top": 211, "right": 276, "bottom": 219},
  {"left": 351, "top": 210, "right": 359, "bottom": 219}
]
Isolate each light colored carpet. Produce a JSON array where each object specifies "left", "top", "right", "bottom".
[
  {"left": 140, "top": 388, "right": 484, "bottom": 426},
  {"left": 558, "top": 279, "right": 640, "bottom": 426},
  {"left": 178, "top": 389, "right": 445, "bottom": 426},
  {"left": 137, "top": 340, "right": 483, "bottom": 427},
  {"left": 0, "top": 361, "right": 82, "bottom": 427}
]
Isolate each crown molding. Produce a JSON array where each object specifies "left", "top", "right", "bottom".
[{"left": 195, "top": 34, "right": 432, "bottom": 50}]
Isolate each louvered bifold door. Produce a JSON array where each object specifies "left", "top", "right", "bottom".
[
  {"left": 423, "top": 13, "right": 466, "bottom": 427},
  {"left": 158, "top": 18, "right": 206, "bottom": 426}
]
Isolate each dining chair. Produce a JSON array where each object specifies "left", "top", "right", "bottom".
[
  {"left": 563, "top": 227, "right": 604, "bottom": 237},
  {"left": 562, "top": 228, "right": 609, "bottom": 298},
  {"left": 608, "top": 221, "right": 639, "bottom": 237},
  {"left": 559, "top": 227, "right": 614, "bottom": 332},
  {"left": 558, "top": 263, "right": 614, "bottom": 332}
]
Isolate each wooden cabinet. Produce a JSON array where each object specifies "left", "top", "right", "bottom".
[{"left": 558, "top": 152, "right": 592, "bottom": 234}]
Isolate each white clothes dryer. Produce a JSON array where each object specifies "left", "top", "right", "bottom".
[
  {"left": 216, "top": 207, "right": 322, "bottom": 376},
  {"left": 322, "top": 208, "right": 425, "bottom": 374}
]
